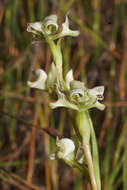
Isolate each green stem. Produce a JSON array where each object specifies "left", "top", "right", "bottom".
[
  {"left": 88, "top": 112, "right": 101, "bottom": 190},
  {"left": 84, "top": 142, "right": 97, "bottom": 190},
  {"left": 46, "top": 39, "right": 64, "bottom": 90},
  {"left": 76, "top": 111, "right": 98, "bottom": 190}
]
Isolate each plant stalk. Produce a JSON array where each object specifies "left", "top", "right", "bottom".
[
  {"left": 76, "top": 111, "right": 99, "bottom": 190},
  {"left": 46, "top": 39, "right": 64, "bottom": 90}
]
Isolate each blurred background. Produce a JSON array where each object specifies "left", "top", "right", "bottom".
[{"left": 0, "top": 0, "right": 127, "bottom": 189}]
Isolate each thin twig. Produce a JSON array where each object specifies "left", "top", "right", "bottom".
[
  {"left": 0, "top": 168, "right": 42, "bottom": 190},
  {"left": 0, "top": 111, "right": 61, "bottom": 139}
]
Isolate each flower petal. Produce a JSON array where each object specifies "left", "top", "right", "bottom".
[
  {"left": 61, "top": 15, "right": 80, "bottom": 37},
  {"left": 49, "top": 86, "right": 78, "bottom": 110},
  {"left": 93, "top": 101, "right": 105, "bottom": 110},
  {"left": 27, "top": 22, "right": 42, "bottom": 33},
  {"left": 88, "top": 86, "right": 104, "bottom": 100},
  {"left": 49, "top": 97, "right": 78, "bottom": 110},
  {"left": 46, "top": 62, "right": 57, "bottom": 92},
  {"left": 65, "top": 69, "right": 74, "bottom": 90},
  {"left": 27, "top": 69, "right": 47, "bottom": 90}
]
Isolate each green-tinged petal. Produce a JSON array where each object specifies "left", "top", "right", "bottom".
[
  {"left": 27, "top": 69, "right": 47, "bottom": 90},
  {"left": 70, "top": 89, "right": 85, "bottom": 99},
  {"left": 46, "top": 62, "right": 57, "bottom": 93},
  {"left": 69, "top": 80, "right": 86, "bottom": 103},
  {"left": 49, "top": 86, "right": 78, "bottom": 110},
  {"left": 49, "top": 97, "right": 78, "bottom": 110},
  {"left": 65, "top": 69, "right": 73, "bottom": 90},
  {"left": 60, "top": 15, "right": 80, "bottom": 37},
  {"left": 43, "top": 14, "right": 58, "bottom": 34},
  {"left": 88, "top": 86, "right": 104, "bottom": 100},
  {"left": 70, "top": 80, "right": 85, "bottom": 91},
  {"left": 93, "top": 101, "right": 105, "bottom": 110}
]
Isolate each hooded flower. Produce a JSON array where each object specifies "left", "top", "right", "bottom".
[
  {"left": 49, "top": 137, "right": 76, "bottom": 167},
  {"left": 27, "top": 69, "right": 47, "bottom": 90},
  {"left": 56, "top": 137, "right": 75, "bottom": 160},
  {"left": 49, "top": 137, "right": 88, "bottom": 173},
  {"left": 49, "top": 70, "right": 105, "bottom": 111},
  {"left": 27, "top": 14, "right": 79, "bottom": 40},
  {"left": 27, "top": 14, "right": 58, "bottom": 36},
  {"left": 27, "top": 62, "right": 57, "bottom": 94}
]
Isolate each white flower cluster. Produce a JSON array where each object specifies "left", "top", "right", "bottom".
[
  {"left": 28, "top": 63, "right": 105, "bottom": 111},
  {"left": 27, "top": 14, "right": 105, "bottom": 176},
  {"left": 27, "top": 14, "right": 105, "bottom": 111}
]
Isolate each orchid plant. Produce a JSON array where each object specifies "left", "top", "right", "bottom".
[{"left": 27, "top": 14, "right": 105, "bottom": 190}]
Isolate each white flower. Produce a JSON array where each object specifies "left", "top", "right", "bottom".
[
  {"left": 49, "top": 137, "right": 76, "bottom": 167},
  {"left": 27, "top": 69, "right": 47, "bottom": 90},
  {"left": 27, "top": 62, "right": 57, "bottom": 92},
  {"left": 27, "top": 14, "right": 80, "bottom": 40},
  {"left": 27, "top": 14, "right": 58, "bottom": 36},
  {"left": 56, "top": 137, "right": 75, "bottom": 161},
  {"left": 49, "top": 70, "right": 105, "bottom": 111}
]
